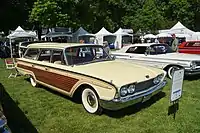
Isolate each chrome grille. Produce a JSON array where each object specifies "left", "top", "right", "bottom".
[{"left": 135, "top": 78, "right": 155, "bottom": 93}]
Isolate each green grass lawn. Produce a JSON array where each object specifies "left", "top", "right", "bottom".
[{"left": 0, "top": 59, "right": 200, "bottom": 133}]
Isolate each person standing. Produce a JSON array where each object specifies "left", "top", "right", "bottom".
[
  {"left": 103, "top": 41, "right": 110, "bottom": 54},
  {"left": 171, "top": 34, "right": 179, "bottom": 52}
]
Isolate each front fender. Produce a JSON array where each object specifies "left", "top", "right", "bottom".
[{"left": 71, "top": 81, "right": 117, "bottom": 101}]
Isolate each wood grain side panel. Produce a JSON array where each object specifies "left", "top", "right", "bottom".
[{"left": 17, "top": 64, "right": 79, "bottom": 92}]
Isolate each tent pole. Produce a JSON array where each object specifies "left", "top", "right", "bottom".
[{"left": 9, "top": 38, "right": 13, "bottom": 58}]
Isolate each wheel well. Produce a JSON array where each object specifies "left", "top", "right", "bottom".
[
  {"left": 72, "top": 84, "right": 95, "bottom": 103},
  {"left": 163, "top": 65, "right": 183, "bottom": 71}
]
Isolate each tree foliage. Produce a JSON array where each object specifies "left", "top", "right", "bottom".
[{"left": 1, "top": 0, "right": 200, "bottom": 33}]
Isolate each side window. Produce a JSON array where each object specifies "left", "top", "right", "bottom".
[
  {"left": 38, "top": 49, "right": 51, "bottom": 62},
  {"left": 51, "top": 49, "right": 65, "bottom": 65},
  {"left": 24, "top": 48, "right": 40, "bottom": 60},
  {"left": 126, "top": 47, "right": 146, "bottom": 54},
  {"left": 65, "top": 47, "right": 94, "bottom": 65}
]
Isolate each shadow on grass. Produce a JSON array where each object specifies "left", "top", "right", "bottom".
[
  {"left": 184, "top": 75, "right": 200, "bottom": 81},
  {"left": 103, "top": 92, "right": 166, "bottom": 118},
  {"left": 0, "top": 83, "right": 38, "bottom": 133},
  {"left": 25, "top": 78, "right": 166, "bottom": 117}
]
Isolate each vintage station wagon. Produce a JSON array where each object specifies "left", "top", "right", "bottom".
[{"left": 16, "top": 42, "right": 167, "bottom": 114}]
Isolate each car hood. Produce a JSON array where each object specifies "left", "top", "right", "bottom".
[
  {"left": 149, "top": 53, "right": 200, "bottom": 61},
  {"left": 70, "top": 60, "right": 164, "bottom": 87}
]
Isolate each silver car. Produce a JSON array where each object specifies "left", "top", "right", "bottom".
[{"left": 112, "top": 43, "right": 200, "bottom": 79}]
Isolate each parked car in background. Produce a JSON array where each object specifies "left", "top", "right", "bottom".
[
  {"left": 179, "top": 41, "right": 200, "bottom": 54},
  {"left": 0, "top": 104, "right": 11, "bottom": 133},
  {"left": 16, "top": 42, "right": 167, "bottom": 114},
  {"left": 112, "top": 43, "right": 200, "bottom": 79}
]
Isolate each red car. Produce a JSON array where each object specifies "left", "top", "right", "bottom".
[{"left": 179, "top": 41, "right": 200, "bottom": 54}]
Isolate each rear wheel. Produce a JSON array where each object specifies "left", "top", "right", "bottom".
[
  {"left": 167, "top": 66, "right": 180, "bottom": 79},
  {"left": 81, "top": 88, "right": 102, "bottom": 114},
  {"left": 30, "top": 76, "right": 38, "bottom": 87}
]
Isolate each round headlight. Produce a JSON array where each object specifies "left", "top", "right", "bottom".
[
  {"left": 127, "top": 84, "right": 136, "bottom": 94},
  {"left": 120, "top": 86, "right": 128, "bottom": 97},
  {"left": 153, "top": 77, "right": 159, "bottom": 84},
  {"left": 190, "top": 62, "right": 196, "bottom": 69},
  {"left": 157, "top": 73, "right": 164, "bottom": 81}
]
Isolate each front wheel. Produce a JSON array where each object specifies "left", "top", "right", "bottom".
[
  {"left": 167, "top": 66, "right": 180, "bottom": 79},
  {"left": 81, "top": 88, "right": 102, "bottom": 114}
]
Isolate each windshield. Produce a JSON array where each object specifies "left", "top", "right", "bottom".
[
  {"left": 65, "top": 45, "right": 112, "bottom": 65},
  {"left": 148, "top": 44, "right": 174, "bottom": 55}
]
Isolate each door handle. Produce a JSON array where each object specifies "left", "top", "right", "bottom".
[{"left": 45, "top": 67, "right": 48, "bottom": 71}]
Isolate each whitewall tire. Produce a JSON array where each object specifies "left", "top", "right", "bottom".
[
  {"left": 81, "top": 88, "right": 102, "bottom": 114},
  {"left": 167, "top": 66, "right": 180, "bottom": 79},
  {"left": 30, "top": 76, "right": 38, "bottom": 87}
]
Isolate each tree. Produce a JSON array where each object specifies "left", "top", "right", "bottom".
[
  {"left": 123, "top": 0, "right": 166, "bottom": 33},
  {"left": 165, "top": 0, "right": 194, "bottom": 29},
  {"left": 0, "top": 0, "right": 36, "bottom": 33},
  {"left": 29, "top": 0, "right": 70, "bottom": 28}
]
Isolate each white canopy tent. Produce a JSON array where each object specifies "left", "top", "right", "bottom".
[
  {"left": 143, "top": 34, "right": 157, "bottom": 39},
  {"left": 156, "top": 33, "right": 172, "bottom": 38},
  {"left": 159, "top": 22, "right": 195, "bottom": 40},
  {"left": 7, "top": 26, "right": 36, "bottom": 39},
  {"left": 42, "top": 32, "right": 72, "bottom": 42},
  {"left": 175, "top": 33, "right": 191, "bottom": 38},
  {"left": 7, "top": 26, "right": 37, "bottom": 58},
  {"left": 191, "top": 32, "right": 200, "bottom": 40},
  {"left": 95, "top": 27, "right": 115, "bottom": 45},
  {"left": 28, "top": 31, "right": 37, "bottom": 38},
  {"left": 114, "top": 28, "right": 133, "bottom": 49}
]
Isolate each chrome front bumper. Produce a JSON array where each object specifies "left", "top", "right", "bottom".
[
  {"left": 185, "top": 68, "right": 200, "bottom": 75},
  {"left": 99, "top": 80, "right": 167, "bottom": 110}
]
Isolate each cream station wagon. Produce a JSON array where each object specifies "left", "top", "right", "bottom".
[{"left": 16, "top": 42, "right": 167, "bottom": 114}]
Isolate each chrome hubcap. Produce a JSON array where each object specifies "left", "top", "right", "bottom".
[{"left": 87, "top": 92, "right": 96, "bottom": 107}]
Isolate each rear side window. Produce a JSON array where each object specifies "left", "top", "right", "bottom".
[
  {"left": 24, "top": 48, "right": 40, "bottom": 60},
  {"left": 51, "top": 49, "right": 65, "bottom": 65},
  {"left": 38, "top": 49, "right": 51, "bottom": 62}
]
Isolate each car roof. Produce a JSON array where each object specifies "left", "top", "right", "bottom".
[
  {"left": 130, "top": 43, "right": 156, "bottom": 47},
  {"left": 115, "top": 43, "right": 165, "bottom": 53},
  {"left": 27, "top": 42, "right": 100, "bottom": 49},
  {"left": 20, "top": 41, "right": 47, "bottom": 47}
]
